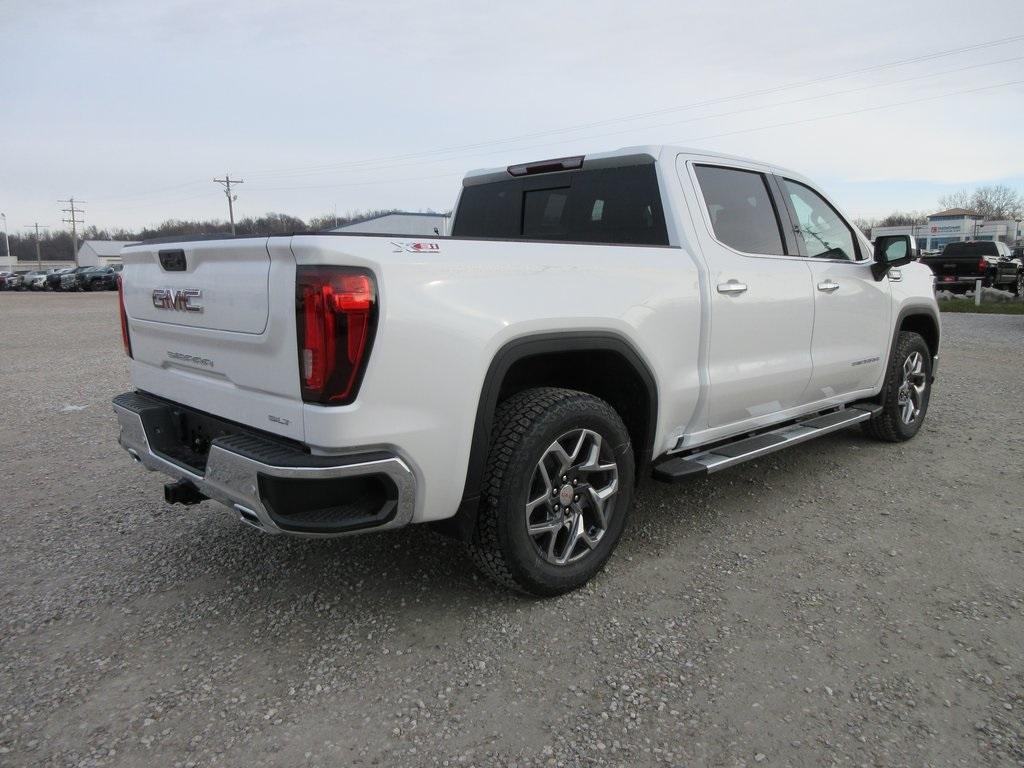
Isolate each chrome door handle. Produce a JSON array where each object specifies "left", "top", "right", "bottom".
[
  {"left": 717, "top": 280, "right": 748, "bottom": 295},
  {"left": 817, "top": 280, "right": 840, "bottom": 293}
]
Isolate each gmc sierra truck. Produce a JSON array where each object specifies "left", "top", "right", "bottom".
[
  {"left": 113, "top": 145, "right": 939, "bottom": 595},
  {"left": 921, "top": 240, "right": 1023, "bottom": 295}
]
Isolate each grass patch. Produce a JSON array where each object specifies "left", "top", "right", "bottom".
[{"left": 938, "top": 300, "right": 1024, "bottom": 314}]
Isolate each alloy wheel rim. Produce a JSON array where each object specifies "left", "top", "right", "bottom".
[
  {"left": 524, "top": 428, "right": 619, "bottom": 566},
  {"left": 896, "top": 351, "right": 927, "bottom": 425}
]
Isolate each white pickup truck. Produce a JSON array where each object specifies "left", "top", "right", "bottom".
[{"left": 113, "top": 145, "right": 939, "bottom": 595}]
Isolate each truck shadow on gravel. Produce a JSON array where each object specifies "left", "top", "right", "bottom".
[{"left": 126, "top": 428, "right": 880, "bottom": 617}]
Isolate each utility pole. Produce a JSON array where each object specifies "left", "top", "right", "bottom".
[
  {"left": 0, "top": 212, "right": 11, "bottom": 273},
  {"left": 24, "top": 222, "right": 49, "bottom": 269},
  {"left": 59, "top": 197, "right": 86, "bottom": 265},
  {"left": 213, "top": 174, "right": 243, "bottom": 235}
]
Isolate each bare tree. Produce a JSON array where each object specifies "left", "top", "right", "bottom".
[
  {"left": 936, "top": 186, "right": 1023, "bottom": 219},
  {"left": 937, "top": 189, "right": 973, "bottom": 211},
  {"left": 852, "top": 217, "right": 876, "bottom": 237},
  {"left": 969, "top": 185, "right": 1024, "bottom": 221}
]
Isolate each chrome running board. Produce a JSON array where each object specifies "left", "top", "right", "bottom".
[{"left": 652, "top": 403, "right": 882, "bottom": 482}]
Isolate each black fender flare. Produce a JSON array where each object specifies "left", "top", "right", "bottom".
[
  {"left": 441, "top": 331, "right": 658, "bottom": 541},
  {"left": 889, "top": 304, "right": 941, "bottom": 381}
]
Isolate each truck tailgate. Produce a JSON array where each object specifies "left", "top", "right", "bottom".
[
  {"left": 121, "top": 237, "right": 305, "bottom": 441},
  {"left": 124, "top": 239, "right": 271, "bottom": 333}
]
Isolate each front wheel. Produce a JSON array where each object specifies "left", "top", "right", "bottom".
[
  {"left": 862, "top": 331, "right": 932, "bottom": 442},
  {"left": 470, "top": 387, "right": 635, "bottom": 596}
]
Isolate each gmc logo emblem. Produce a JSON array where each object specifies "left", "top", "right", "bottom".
[{"left": 152, "top": 287, "right": 203, "bottom": 313}]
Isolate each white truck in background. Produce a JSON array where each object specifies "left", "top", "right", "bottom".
[{"left": 113, "top": 145, "right": 939, "bottom": 595}]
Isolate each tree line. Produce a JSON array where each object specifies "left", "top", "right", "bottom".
[
  {"left": 6, "top": 182, "right": 1023, "bottom": 263},
  {"left": 4, "top": 209, "right": 403, "bottom": 263},
  {"left": 852, "top": 185, "right": 1024, "bottom": 237}
]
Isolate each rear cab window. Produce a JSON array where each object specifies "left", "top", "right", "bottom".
[
  {"left": 943, "top": 241, "right": 997, "bottom": 258},
  {"left": 452, "top": 162, "right": 669, "bottom": 246}
]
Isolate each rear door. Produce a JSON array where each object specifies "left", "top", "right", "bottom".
[
  {"left": 121, "top": 237, "right": 305, "bottom": 441},
  {"left": 777, "top": 178, "right": 890, "bottom": 400},
  {"left": 684, "top": 159, "right": 815, "bottom": 431}
]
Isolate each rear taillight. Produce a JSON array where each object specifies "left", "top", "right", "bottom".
[
  {"left": 295, "top": 266, "right": 377, "bottom": 405},
  {"left": 117, "top": 275, "right": 132, "bottom": 359},
  {"left": 978, "top": 258, "right": 989, "bottom": 272}
]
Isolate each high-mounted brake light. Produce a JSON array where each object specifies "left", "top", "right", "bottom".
[
  {"left": 296, "top": 266, "right": 377, "bottom": 405},
  {"left": 507, "top": 155, "right": 585, "bottom": 177},
  {"left": 117, "top": 274, "right": 132, "bottom": 359}
]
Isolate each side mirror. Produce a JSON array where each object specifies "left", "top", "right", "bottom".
[{"left": 871, "top": 234, "right": 914, "bottom": 280}]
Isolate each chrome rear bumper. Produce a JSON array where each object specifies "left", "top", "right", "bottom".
[{"left": 113, "top": 391, "right": 416, "bottom": 537}]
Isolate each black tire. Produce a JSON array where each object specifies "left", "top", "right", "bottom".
[
  {"left": 1013, "top": 270, "right": 1023, "bottom": 297},
  {"left": 470, "top": 387, "right": 635, "bottom": 596},
  {"left": 861, "top": 331, "right": 932, "bottom": 442}
]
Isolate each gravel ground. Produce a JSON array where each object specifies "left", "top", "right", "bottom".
[{"left": 1, "top": 292, "right": 1022, "bottom": 768}]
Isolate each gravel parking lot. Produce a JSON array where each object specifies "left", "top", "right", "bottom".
[{"left": 1, "top": 292, "right": 1022, "bottom": 768}]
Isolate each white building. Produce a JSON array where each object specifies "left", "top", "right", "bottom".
[
  {"left": 76, "top": 240, "right": 138, "bottom": 267},
  {"left": 331, "top": 212, "right": 449, "bottom": 237},
  {"left": 872, "top": 208, "right": 1023, "bottom": 251}
]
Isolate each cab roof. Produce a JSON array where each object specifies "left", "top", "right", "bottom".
[{"left": 462, "top": 145, "right": 805, "bottom": 186}]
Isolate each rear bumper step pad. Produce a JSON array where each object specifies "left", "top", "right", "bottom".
[
  {"left": 112, "top": 391, "right": 417, "bottom": 536},
  {"left": 652, "top": 404, "right": 879, "bottom": 483}
]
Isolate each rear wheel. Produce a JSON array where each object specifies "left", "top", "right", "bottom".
[
  {"left": 470, "top": 387, "right": 635, "bottom": 596},
  {"left": 1013, "top": 271, "right": 1023, "bottom": 297},
  {"left": 862, "top": 331, "right": 932, "bottom": 442}
]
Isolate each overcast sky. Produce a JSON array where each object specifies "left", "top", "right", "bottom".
[{"left": 2, "top": 0, "right": 1024, "bottom": 232}]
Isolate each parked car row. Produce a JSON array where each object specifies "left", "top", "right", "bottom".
[{"left": 0, "top": 265, "right": 123, "bottom": 291}]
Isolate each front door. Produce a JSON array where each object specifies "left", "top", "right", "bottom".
[{"left": 778, "top": 178, "right": 890, "bottom": 399}]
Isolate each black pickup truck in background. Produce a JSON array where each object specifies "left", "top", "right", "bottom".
[{"left": 920, "top": 240, "right": 1023, "bottom": 296}]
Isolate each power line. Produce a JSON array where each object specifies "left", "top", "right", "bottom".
[
  {"left": 240, "top": 78, "right": 1024, "bottom": 197},
  {"left": 244, "top": 33, "right": 1024, "bottom": 181},
  {"left": 74, "top": 33, "right": 1024, "bottom": 206},
  {"left": 59, "top": 197, "right": 85, "bottom": 265},
  {"left": 212, "top": 175, "right": 244, "bottom": 235},
  {"left": 103, "top": 190, "right": 222, "bottom": 214},
  {"left": 90, "top": 178, "right": 209, "bottom": 203},
  {"left": 678, "top": 78, "right": 1024, "bottom": 146},
  {"left": 243, "top": 54, "right": 1024, "bottom": 192}
]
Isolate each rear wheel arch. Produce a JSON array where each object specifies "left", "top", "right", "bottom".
[{"left": 439, "top": 331, "right": 658, "bottom": 541}]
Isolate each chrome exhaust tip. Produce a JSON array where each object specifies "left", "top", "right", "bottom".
[{"left": 234, "top": 504, "right": 265, "bottom": 530}]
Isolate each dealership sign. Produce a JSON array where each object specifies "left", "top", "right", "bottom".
[{"left": 930, "top": 222, "right": 967, "bottom": 234}]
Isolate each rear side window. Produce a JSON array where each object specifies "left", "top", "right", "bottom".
[
  {"left": 452, "top": 164, "right": 668, "bottom": 245},
  {"left": 694, "top": 165, "right": 786, "bottom": 255}
]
